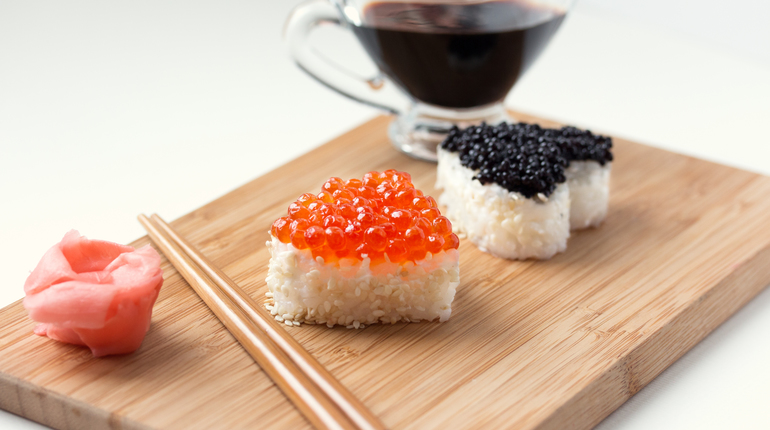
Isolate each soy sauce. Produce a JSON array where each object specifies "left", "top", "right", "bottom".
[{"left": 352, "top": 1, "right": 566, "bottom": 108}]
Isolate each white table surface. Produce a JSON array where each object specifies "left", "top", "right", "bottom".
[{"left": 2, "top": 1, "right": 769, "bottom": 428}]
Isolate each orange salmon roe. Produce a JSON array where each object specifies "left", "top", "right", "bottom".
[{"left": 270, "top": 170, "right": 458, "bottom": 264}]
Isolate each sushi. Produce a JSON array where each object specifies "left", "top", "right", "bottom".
[
  {"left": 23, "top": 230, "right": 164, "bottom": 357},
  {"left": 265, "top": 170, "right": 460, "bottom": 329},
  {"left": 436, "top": 123, "right": 570, "bottom": 260},
  {"left": 436, "top": 122, "right": 615, "bottom": 260},
  {"left": 552, "top": 126, "right": 613, "bottom": 230}
]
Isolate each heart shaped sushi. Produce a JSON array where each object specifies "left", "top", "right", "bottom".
[
  {"left": 23, "top": 231, "right": 164, "bottom": 356},
  {"left": 436, "top": 122, "right": 613, "bottom": 260},
  {"left": 266, "top": 170, "right": 460, "bottom": 328}
]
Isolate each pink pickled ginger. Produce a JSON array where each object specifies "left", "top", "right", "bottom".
[{"left": 23, "top": 230, "right": 163, "bottom": 357}]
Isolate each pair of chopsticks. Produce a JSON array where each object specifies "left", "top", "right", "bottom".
[{"left": 138, "top": 214, "right": 386, "bottom": 430}]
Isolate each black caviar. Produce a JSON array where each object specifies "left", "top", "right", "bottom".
[
  {"left": 440, "top": 122, "right": 613, "bottom": 198},
  {"left": 547, "top": 126, "right": 613, "bottom": 165},
  {"left": 441, "top": 122, "right": 567, "bottom": 198}
]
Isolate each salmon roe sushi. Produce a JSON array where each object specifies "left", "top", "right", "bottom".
[{"left": 271, "top": 170, "right": 458, "bottom": 264}]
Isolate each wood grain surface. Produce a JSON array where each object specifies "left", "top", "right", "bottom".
[{"left": 2, "top": 113, "right": 770, "bottom": 430}]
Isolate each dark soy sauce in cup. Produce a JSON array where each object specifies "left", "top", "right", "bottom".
[{"left": 352, "top": 1, "right": 566, "bottom": 108}]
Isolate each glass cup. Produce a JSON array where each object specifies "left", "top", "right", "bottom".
[{"left": 285, "top": 0, "right": 573, "bottom": 161}]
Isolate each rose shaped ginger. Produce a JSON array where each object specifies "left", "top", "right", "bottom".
[{"left": 23, "top": 230, "right": 163, "bottom": 357}]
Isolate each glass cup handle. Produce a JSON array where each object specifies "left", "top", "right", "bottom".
[{"left": 284, "top": 0, "right": 409, "bottom": 115}]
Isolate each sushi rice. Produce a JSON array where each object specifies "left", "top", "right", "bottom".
[
  {"left": 565, "top": 160, "right": 611, "bottom": 230},
  {"left": 436, "top": 147, "right": 570, "bottom": 260},
  {"left": 265, "top": 237, "right": 460, "bottom": 328}
]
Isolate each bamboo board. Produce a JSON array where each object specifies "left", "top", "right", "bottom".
[{"left": 2, "top": 113, "right": 770, "bottom": 430}]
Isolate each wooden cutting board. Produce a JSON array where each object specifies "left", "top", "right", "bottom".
[{"left": 2, "top": 113, "right": 770, "bottom": 430}]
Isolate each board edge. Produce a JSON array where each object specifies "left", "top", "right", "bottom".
[
  {"left": 536, "top": 242, "right": 770, "bottom": 430},
  {"left": 0, "top": 363, "right": 152, "bottom": 430}
]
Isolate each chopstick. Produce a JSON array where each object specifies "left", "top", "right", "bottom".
[
  {"left": 138, "top": 215, "right": 352, "bottom": 430},
  {"left": 138, "top": 214, "right": 386, "bottom": 430},
  {"left": 147, "top": 214, "right": 385, "bottom": 430}
]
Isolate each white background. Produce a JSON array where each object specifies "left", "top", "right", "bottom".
[{"left": 1, "top": 0, "right": 769, "bottom": 428}]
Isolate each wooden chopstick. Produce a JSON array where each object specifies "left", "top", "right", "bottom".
[
  {"left": 138, "top": 214, "right": 357, "bottom": 430},
  {"left": 147, "top": 214, "right": 386, "bottom": 430}
]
